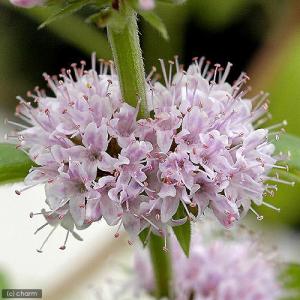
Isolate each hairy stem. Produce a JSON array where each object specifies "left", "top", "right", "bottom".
[
  {"left": 149, "top": 233, "right": 171, "bottom": 299},
  {"left": 107, "top": 3, "right": 148, "bottom": 117},
  {"left": 107, "top": 3, "right": 170, "bottom": 298}
]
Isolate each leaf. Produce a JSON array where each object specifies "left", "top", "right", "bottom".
[
  {"left": 0, "top": 144, "right": 32, "bottom": 184},
  {"left": 39, "top": 0, "right": 93, "bottom": 29},
  {"left": 0, "top": 271, "right": 8, "bottom": 290},
  {"left": 139, "top": 227, "right": 151, "bottom": 247},
  {"left": 172, "top": 203, "right": 191, "bottom": 257},
  {"left": 274, "top": 133, "right": 300, "bottom": 170},
  {"left": 280, "top": 263, "right": 300, "bottom": 300},
  {"left": 140, "top": 11, "right": 169, "bottom": 40},
  {"left": 273, "top": 133, "right": 300, "bottom": 182}
]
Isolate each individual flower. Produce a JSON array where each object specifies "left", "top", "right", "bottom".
[
  {"left": 135, "top": 222, "right": 283, "bottom": 300},
  {"left": 10, "top": 0, "right": 43, "bottom": 8},
  {"left": 7, "top": 54, "right": 292, "bottom": 250}
]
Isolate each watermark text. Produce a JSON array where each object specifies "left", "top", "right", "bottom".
[{"left": 2, "top": 289, "right": 42, "bottom": 298}]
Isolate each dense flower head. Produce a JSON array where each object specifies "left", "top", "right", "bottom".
[
  {"left": 10, "top": 0, "right": 43, "bottom": 8},
  {"left": 135, "top": 223, "right": 283, "bottom": 300},
  {"left": 7, "top": 53, "right": 292, "bottom": 251}
]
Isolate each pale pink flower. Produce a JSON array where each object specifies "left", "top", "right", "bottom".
[{"left": 7, "top": 54, "right": 291, "bottom": 250}]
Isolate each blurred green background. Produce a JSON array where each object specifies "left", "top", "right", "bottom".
[{"left": 0, "top": 0, "right": 300, "bottom": 295}]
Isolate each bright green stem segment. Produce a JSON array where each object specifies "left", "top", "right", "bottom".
[
  {"left": 149, "top": 233, "right": 171, "bottom": 299},
  {"left": 107, "top": 4, "right": 148, "bottom": 118}
]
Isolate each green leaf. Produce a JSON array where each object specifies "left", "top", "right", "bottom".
[
  {"left": 139, "top": 227, "right": 151, "bottom": 247},
  {"left": 39, "top": 0, "right": 93, "bottom": 28},
  {"left": 274, "top": 133, "right": 300, "bottom": 170},
  {"left": 280, "top": 263, "right": 300, "bottom": 300},
  {"left": 0, "top": 271, "right": 9, "bottom": 290},
  {"left": 0, "top": 144, "right": 32, "bottom": 184},
  {"left": 273, "top": 133, "right": 300, "bottom": 182},
  {"left": 85, "top": 9, "right": 112, "bottom": 28},
  {"left": 140, "top": 11, "right": 169, "bottom": 40},
  {"left": 172, "top": 203, "right": 191, "bottom": 257}
]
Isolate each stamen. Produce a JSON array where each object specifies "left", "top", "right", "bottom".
[
  {"left": 36, "top": 225, "right": 57, "bottom": 253},
  {"left": 174, "top": 55, "right": 180, "bottom": 73},
  {"left": 42, "top": 73, "right": 57, "bottom": 95},
  {"left": 264, "top": 176, "right": 295, "bottom": 186},
  {"left": 253, "top": 92, "right": 269, "bottom": 111},
  {"left": 265, "top": 120, "right": 287, "bottom": 131},
  {"left": 34, "top": 223, "right": 48, "bottom": 235},
  {"left": 99, "top": 59, "right": 104, "bottom": 74},
  {"left": 80, "top": 60, "right": 86, "bottom": 76},
  {"left": 163, "top": 234, "right": 168, "bottom": 252},
  {"left": 197, "top": 56, "right": 205, "bottom": 74},
  {"left": 59, "top": 230, "right": 70, "bottom": 250},
  {"left": 202, "top": 60, "right": 211, "bottom": 77},
  {"left": 159, "top": 59, "right": 170, "bottom": 88},
  {"left": 4, "top": 119, "right": 28, "bottom": 129},
  {"left": 264, "top": 164, "right": 288, "bottom": 171},
  {"left": 108, "top": 60, "right": 115, "bottom": 75},
  {"left": 114, "top": 220, "right": 123, "bottom": 238},
  {"left": 15, "top": 184, "right": 38, "bottom": 195},
  {"left": 91, "top": 52, "right": 96, "bottom": 71},
  {"left": 141, "top": 215, "right": 160, "bottom": 231},
  {"left": 103, "top": 61, "right": 108, "bottom": 75},
  {"left": 168, "top": 60, "right": 174, "bottom": 87},
  {"left": 220, "top": 62, "right": 233, "bottom": 84},
  {"left": 249, "top": 207, "right": 264, "bottom": 221},
  {"left": 212, "top": 63, "right": 221, "bottom": 83},
  {"left": 146, "top": 66, "right": 157, "bottom": 81},
  {"left": 262, "top": 201, "right": 280, "bottom": 212},
  {"left": 253, "top": 113, "right": 272, "bottom": 128},
  {"left": 181, "top": 200, "right": 193, "bottom": 221},
  {"left": 30, "top": 211, "right": 51, "bottom": 218}
]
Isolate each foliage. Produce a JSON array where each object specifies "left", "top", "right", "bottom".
[
  {"left": 281, "top": 263, "right": 300, "bottom": 300},
  {"left": 0, "top": 144, "right": 32, "bottom": 184},
  {"left": 172, "top": 203, "right": 191, "bottom": 257}
]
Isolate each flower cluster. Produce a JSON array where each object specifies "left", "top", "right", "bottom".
[
  {"left": 8, "top": 54, "right": 291, "bottom": 251},
  {"left": 135, "top": 223, "right": 283, "bottom": 300}
]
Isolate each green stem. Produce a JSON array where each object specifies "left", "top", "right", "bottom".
[
  {"left": 107, "top": 3, "right": 169, "bottom": 298},
  {"left": 107, "top": 3, "right": 148, "bottom": 117},
  {"left": 149, "top": 233, "right": 171, "bottom": 299}
]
